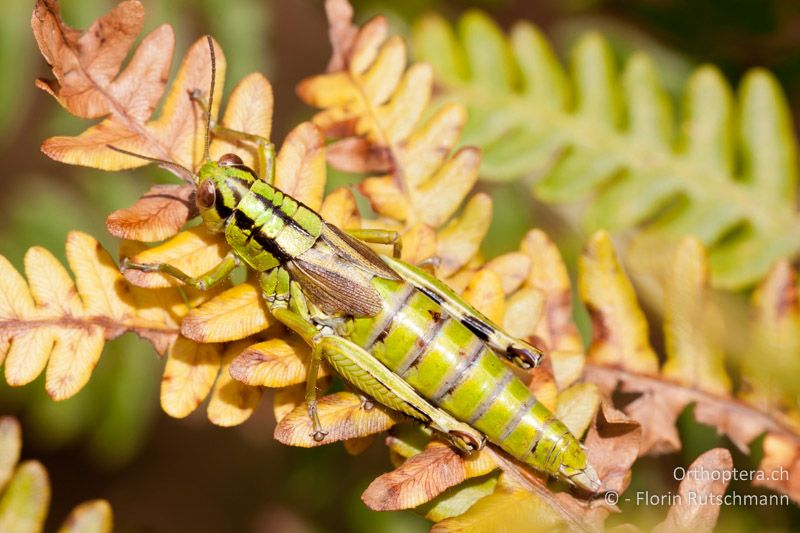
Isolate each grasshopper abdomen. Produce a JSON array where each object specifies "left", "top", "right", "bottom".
[{"left": 348, "top": 275, "right": 599, "bottom": 490}]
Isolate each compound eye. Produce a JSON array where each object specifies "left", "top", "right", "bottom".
[
  {"left": 197, "top": 180, "right": 216, "bottom": 209},
  {"left": 218, "top": 153, "right": 244, "bottom": 167}
]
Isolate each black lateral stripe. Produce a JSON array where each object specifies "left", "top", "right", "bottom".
[
  {"left": 396, "top": 314, "right": 449, "bottom": 377},
  {"left": 253, "top": 226, "right": 291, "bottom": 262},
  {"left": 229, "top": 174, "right": 254, "bottom": 188},
  {"left": 418, "top": 286, "right": 445, "bottom": 305},
  {"left": 418, "top": 286, "right": 497, "bottom": 344},
  {"left": 460, "top": 315, "right": 494, "bottom": 342},
  {"left": 363, "top": 283, "right": 415, "bottom": 350},
  {"left": 468, "top": 371, "right": 514, "bottom": 425},
  {"left": 225, "top": 175, "right": 252, "bottom": 209},
  {"left": 499, "top": 396, "right": 537, "bottom": 442},
  {"left": 431, "top": 339, "right": 485, "bottom": 402},
  {"left": 233, "top": 210, "right": 254, "bottom": 233},
  {"left": 230, "top": 185, "right": 244, "bottom": 206},
  {"left": 251, "top": 191, "right": 312, "bottom": 238},
  {"left": 214, "top": 190, "right": 233, "bottom": 219}
]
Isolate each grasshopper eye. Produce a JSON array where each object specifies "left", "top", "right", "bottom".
[
  {"left": 197, "top": 180, "right": 216, "bottom": 209},
  {"left": 218, "top": 153, "right": 243, "bottom": 167}
]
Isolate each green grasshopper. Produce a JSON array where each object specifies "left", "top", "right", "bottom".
[{"left": 114, "top": 37, "right": 600, "bottom": 492}]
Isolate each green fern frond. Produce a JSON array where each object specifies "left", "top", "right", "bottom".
[
  {"left": 0, "top": 417, "right": 113, "bottom": 532},
  {"left": 412, "top": 11, "right": 800, "bottom": 289}
]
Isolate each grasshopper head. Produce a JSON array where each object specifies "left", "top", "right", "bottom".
[{"left": 195, "top": 153, "right": 257, "bottom": 232}]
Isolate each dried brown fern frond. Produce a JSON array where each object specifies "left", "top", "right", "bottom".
[
  {"left": 34, "top": 1, "right": 624, "bottom": 525},
  {"left": 582, "top": 232, "right": 800, "bottom": 504},
  {"left": 29, "top": 1, "right": 798, "bottom": 531},
  {"left": 298, "top": 0, "right": 484, "bottom": 279},
  {"left": 0, "top": 232, "right": 182, "bottom": 400},
  {"left": 34, "top": 0, "right": 216, "bottom": 173},
  {"left": 30, "top": 0, "right": 276, "bottom": 421}
]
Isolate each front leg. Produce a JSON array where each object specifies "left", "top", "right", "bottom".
[
  {"left": 122, "top": 252, "right": 239, "bottom": 290},
  {"left": 260, "top": 269, "right": 327, "bottom": 440}
]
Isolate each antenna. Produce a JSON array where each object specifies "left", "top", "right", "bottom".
[
  {"left": 204, "top": 35, "right": 216, "bottom": 162},
  {"left": 107, "top": 145, "right": 196, "bottom": 184}
]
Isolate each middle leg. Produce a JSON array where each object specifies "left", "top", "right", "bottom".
[
  {"left": 190, "top": 90, "right": 276, "bottom": 182},
  {"left": 346, "top": 228, "right": 402, "bottom": 258}
]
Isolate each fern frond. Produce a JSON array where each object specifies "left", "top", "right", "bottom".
[
  {"left": 297, "top": 1, "right": 485, "bottom": 277},
  {"left": 376, "top": 404, "right": 631, "bottom": 531},
  {"left": 363, "top": 440, "right": 497, "bottom": 511},
  {"left": 0, "top": 230, "right": 264, "bottom": 426},
  {"left": 580, "top": 231, "right": 800, "bottom": 503},
  {"left": 30, "top": 3, "right": 783, "bottom": 530},
  {"left": 34, "top": 0, "right": 222, "bottom": 172},
  {"left": 0, "top": 417, "right": 113, "bottom": 532},
  {"left": 275, "top": 391, "right": 402, "bottom": 448},
  {"left": 412, "top": 11, "right": 800, "bottom": 289},
  {"left": 34, "top": 0, "right": 275, "bottom": 244},
  {"left": 0, "top": 232, "right": 181, "bottom": 400}
]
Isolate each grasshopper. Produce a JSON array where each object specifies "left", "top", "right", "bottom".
[{"left": 115, "top": 37, "right": 600, "bottom": 492}]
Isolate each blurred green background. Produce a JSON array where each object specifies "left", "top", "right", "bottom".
[{"left": 2, "top": 0, "right": 800, "bottom": 531}]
